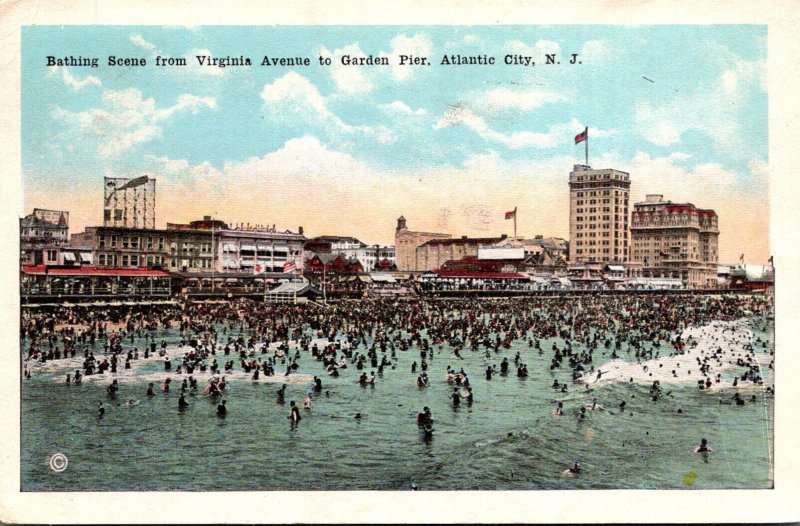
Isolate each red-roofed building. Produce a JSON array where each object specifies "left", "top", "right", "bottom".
[{"left": 630, "top": 194, "right": 719, "bottom": 289}]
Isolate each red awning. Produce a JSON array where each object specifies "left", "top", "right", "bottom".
[{"left": 21, "top": 265, "right": 172, "bottom": 278}]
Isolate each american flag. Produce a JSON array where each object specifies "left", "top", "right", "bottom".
[{"left": 283, "top": 261, "right": 296, "bottom": 273}]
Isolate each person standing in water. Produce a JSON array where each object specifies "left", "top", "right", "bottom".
[
  {"left": 216, "top": 400, "right": 227, "bottom": 417},
  {"left": 289, "top": 401, "right": 302, "bottom": 427},
  {"left": 694, "top": 438, "right": 713, "bottom": 453}
]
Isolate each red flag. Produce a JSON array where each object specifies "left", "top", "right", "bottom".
[
  {"left": 575, "top": 128, "right": 588, "bottom": 144},
  {"left": 505, "top": 210, "right": 516, "bottom": 220}
]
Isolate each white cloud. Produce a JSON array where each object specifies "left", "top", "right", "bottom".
[
  {"left": 130, "top": 34, "right": 158, "bottom": 53},
  {"left": 379, "top": 100, "right": 427, "bottom": 116},
  {"left": 506, "top": 39, "right": 561, "bottom": 58},
  {"left": 260, "top": 72, "right": 395, "bottom": 144},
  {"left": 476, "top": 87, "right": 568, "bottom": 113},
  {"left": 445, "top": 34, "right": 483, "bottom": 48},
  {"left": 49, "top": 66, "right": 101, "bottom": 90},
  {"left": 320, "top": 44, "right": 375, "bottom": 94},
  {"left": 435, "top": 107, "right": 615, "bottom": 150},
  {"left": 579, "top": 40, "right": 611, "bottom": 61},
  {"left": 52, "top": 88, "right": 216, "bottom": 156},
  {"left": 635, "top": 45, "right": 764, "bottom": 150},
  {"left": 387, "top": 33, "right": 432, "bottom": 81}
]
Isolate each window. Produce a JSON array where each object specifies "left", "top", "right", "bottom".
[
  {"left": 122, "top": 236, "right": 129, "bottom": 248},
  {"left": 121, "top": 255, "right": 129, "bottom": 266},
  {"left": 99, "top": 254, "right": 106, "bottom": 266},
  {"left": 99, "top": 236, "right": 106, "bottom": 248},
  {"left": 131, "top": 255, "right": 139, "bottom": 266},
  {"left": 111, "top": 235, "right": 118, "bottom": 248}
]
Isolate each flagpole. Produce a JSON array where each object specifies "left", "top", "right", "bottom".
[
  {"left": 584, "top": 126, "right": 589, "bottom": 166},
  {"left": 513, "top": 206, "right": 517, "bottom": 239}
]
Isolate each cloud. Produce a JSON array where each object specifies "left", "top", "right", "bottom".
[
  {"left": 387, "top": 33, "right": 432, "bottom": 81},
  {"left": 634, "top": 45, "right": 765, "bottom": 151},
  {"left": 260, "top": 72, "right": 394, "bottom": 144},
  {"left": 506, "top": 39, "right": 561, "bottom": 58},
  {"left": 445, "top": 34, "right": 483, "bottom": 48},
  {"left": 141, "top": 137, "right": 578, "bottom": 242},
  {"left": 475, "top": 87, "right": 569, "bottom": 113},
  {"left": 49, "top": 66, "right": 101, "bottom": 90},
  {"left": 579, "top": 40, "right": 611, "bottom": 61},
  {"left": 51, "top": 88, "right": 217, "bottom": 156},
  {"left": 379, "top": 100, "right": 427, "bottom": 116},
  {"left": 130, "top": 34, "right": 158, "bottom": 53},
  {"left": 320, "top": 44, "right": 375, "bottom": 94},
  {"left": 435, "top": 107, "right": 615, "bottom": 149}
]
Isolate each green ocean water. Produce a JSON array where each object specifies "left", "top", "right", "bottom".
[{"left": 21, "top": 316, "right": 773, "bottom": 491}]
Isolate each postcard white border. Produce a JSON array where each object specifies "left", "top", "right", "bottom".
[{"left": 1, "top": 0, "right": 798, "bottom": 523}]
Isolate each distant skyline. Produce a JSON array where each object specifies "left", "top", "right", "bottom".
[{"left": 22, "top": 25, "right": 768, "bottom": 263}]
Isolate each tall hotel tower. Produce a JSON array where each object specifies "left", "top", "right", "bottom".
[{"left": 568, "top": 164, "right": 631, "bottom": 263}]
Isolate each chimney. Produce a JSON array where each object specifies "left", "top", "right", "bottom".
[
  {"left": 203, "top": 215, "right": 211, "bottom": 221},
  {"left": 299, "top": 226, "right": 304, "bottom": 235}
]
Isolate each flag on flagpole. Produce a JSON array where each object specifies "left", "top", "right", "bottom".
[
  {"left": 739, "top": 253, "right": 744, "bottom": 263},
  {"left": 253, "top": 264, "right": 265, "bottom": 275},
  {"left": 504, "top": 209, "right": 516, "bottom": 220},
  {"left": 283, "top": 261, "right": 297, "bottom": 273},
  {"left": 768, "top": 255, "right": 774, "bottom": 266},
  {"left": 574, "top": 128, "right": 588, "bottom": 144}
]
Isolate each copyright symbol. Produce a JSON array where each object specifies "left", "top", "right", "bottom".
[{"left": 49, "top": 452, "right": 68, "bottom": 472}]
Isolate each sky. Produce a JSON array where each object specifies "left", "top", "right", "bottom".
[{"left": 21, "top": 25, "right": 768, "bottom": 263}]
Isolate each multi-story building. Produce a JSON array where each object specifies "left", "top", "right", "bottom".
[
  {"left": 20, "top": 208, "right": 71, "bottom": 265},
  {"left": 568, "top": 164, "right": 630, "bottom": 263},
  {"left": 394, "top": 216, "right": 451, "bottom": 271},
  {"left": 20, "top": 208, "right": 70, "bottom": 246},
  {"left": 71, "top": 225, "right": 204, "bottom": 272},
  {"left": 414, "top": 235, "right": 506, "bottom": 272},
  {"left": 70, "top": 217, "right": 305, "bottom": 275},
  {"left": 216, "top": 222, "right": 306, "bottom": 273},
  {"left": 630, "top": 194, "right": 719, "bottom": 289},
  {"left": 305, "top": 236, "right": 396, "bottom": 271}
]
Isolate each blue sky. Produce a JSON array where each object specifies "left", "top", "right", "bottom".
[{"left": 21, "top": 25, "right": 768, "bottom": 262}]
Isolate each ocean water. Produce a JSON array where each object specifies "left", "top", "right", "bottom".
[{"left": 21, "top": 316, "right": 773, "bottom": 491}]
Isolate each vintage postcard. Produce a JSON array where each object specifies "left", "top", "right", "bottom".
[{"left": 1, "top": 1, "right": 799, "bottom": 523}]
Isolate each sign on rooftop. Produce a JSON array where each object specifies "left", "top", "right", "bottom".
[{"left": 478, "top": 247, "right": 525, "bottom": 260}]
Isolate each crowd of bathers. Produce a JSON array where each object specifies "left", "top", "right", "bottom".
[{"left": 21, "top": 294, "right": 774, "bottom": 440}]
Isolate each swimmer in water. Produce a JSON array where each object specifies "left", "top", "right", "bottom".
[
  {"left": 554, "top": 401, "right": 563, "bottom": 416},
  {"left": 694, "top": 438, "right": 713, "bottom": 454},
  {"left": 146, "top": 383, "right": 155, "bottom": 397},
  {"left": 289, "top": 401, "right": 302, "bottom": 425},
  {"left": 563, "top": 461, "right": 581, "bottom": 476},
  {"left": 216, "top": 400, "right": 227, "bottom": 417},
  {"left": 178, "top": 394, "right": 189, "bottom": 411},
  {"left": 97, "top": 401, "right": 105, "bottom": 418}
]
